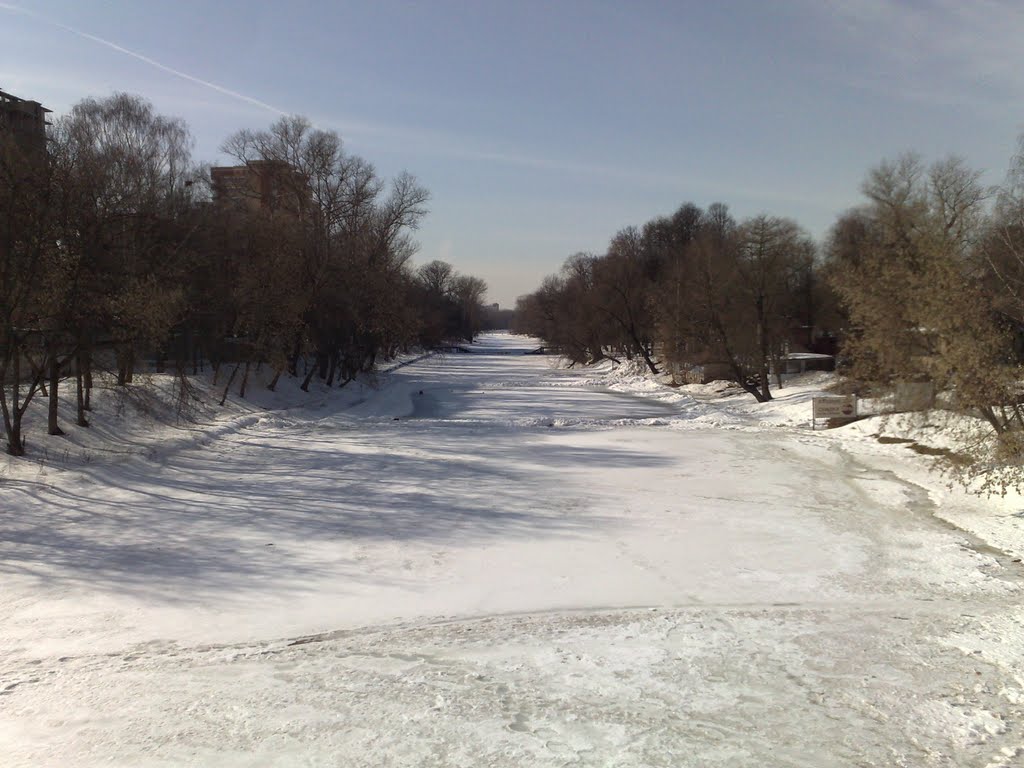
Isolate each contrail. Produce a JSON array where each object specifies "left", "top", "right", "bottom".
[{"left": 0, "top": 2, "right": 288, "bottom": 116}]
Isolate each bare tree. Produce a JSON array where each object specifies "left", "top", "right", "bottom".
[
  {"left": 732, "top": 216, "right": 816, "bottom": 399},
  {"left": 593, "top": 227, "right": 660, "bottom": 373},
  {"left": 0, "top": 123, "right": 52, "bottom": 454},
  {"left": 221, "top": 117, "right": 431, "bottom": 394},
  {"left": 828, "top": 154, "right": 1024, "bottom": 476},
  {"left": 417, "top": 260, "right": 455, "bottom": 296},
  {"left": 50, "top": 93, "right": 195, "bottom": 409},
  {"left": 831, "top": 155, "right": 998, "bottom": 388},
  {"left": 451, "top": 274, "right": 488, "bottom": 342}
]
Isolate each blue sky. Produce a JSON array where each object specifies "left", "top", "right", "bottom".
[{"left": 3, "top": 1, "right": 1024, "bottom": 307}]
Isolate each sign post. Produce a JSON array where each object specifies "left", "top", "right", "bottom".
[{"left": 811, "top": 396, "right": 858, "bottom": 428}]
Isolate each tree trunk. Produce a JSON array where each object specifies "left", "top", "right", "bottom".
[
  {"left": 219, "top": 363, "right": 241, "bottom": 406},
  {"left": 637, "top": 340, "right": 660, "bottom": 375},
  {"left": 267, "top": 368, "right": 283, "bottom": 392},
  {"left": 47, "top": 347, "right": 64, "bottom": 436},
  {"left": 238, "top": 361, "right": 251, "bottom": 399},
  {"left": 8, "top": 345, "right": 24, "bottom": 455},
  {"left": 730, "top": 360, "right": 769, "bottom": 403},
  {"left": 711, "top": 309, "right": 769, "bottom": 403},
  {"left": 603, "top": 304, "right": 659, "bottom": 375},
  {"left": 7, "top": 419, "right": 24, "bottom": 456},
  {"left": 758, "top": 362, "right": 773, "bottom": 401},
  {"left": 3, "top": 344, "right": 43, "bottom": 456},
  {"left": 0, "top": 351, "right": 20, "bottom": 456},
  {"left": 755, "top": 295, "right": 773, "bottom": 402},
  {"left": 979, "top": 405, "right": 1006, "bottom": 435},
  {"left": 117, "top": 346, "right": 135, "bottom": 386},
  {"left": 325, "top": 352, "right": 338, "bottom": 387},
  {"left": 288, "top": 332, "right": 303, "bottom": 376},
  {"left": 75, "top": 351, "right": 89, "bottom": 427},
  {"left": 82, "top": 345, "right": 93, "bottom": 411},
  {"left": 300, "top": 353, "right": 319, "bottom": 392}
]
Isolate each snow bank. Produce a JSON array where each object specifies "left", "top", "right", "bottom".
[{"left": 578, "top": 358, "right": 1024, "bottom": 561}]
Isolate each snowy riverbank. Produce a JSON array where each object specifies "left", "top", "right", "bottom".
[{"left": 575, "top": 356, "right": 1024, "bottom": 563}]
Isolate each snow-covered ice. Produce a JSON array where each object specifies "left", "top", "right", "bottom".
[{"left": 2, "top": 333, "right": 1023, "bottom": 766}]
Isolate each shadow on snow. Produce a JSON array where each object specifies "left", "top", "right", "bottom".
[{"left": 0, "top": 419, "right": 672, "bottom": 603}]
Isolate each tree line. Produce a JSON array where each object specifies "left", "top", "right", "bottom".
[
  {"left": 514, "top": 142, "right": 1024, "bottom": 488},
  {"left": 513, "top": 203, "right": 827, "bottom": 402},
  {"left": 0, "top": 93, "right": 490, "bottom": 456}
]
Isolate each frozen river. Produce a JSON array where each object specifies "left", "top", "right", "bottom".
[{"left": 2, "top": 334, "right": 1023, "bottom": 766}]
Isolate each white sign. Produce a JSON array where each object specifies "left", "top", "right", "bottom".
[{"left": 812, "top": 396, "right": 857, "bottom": 420}]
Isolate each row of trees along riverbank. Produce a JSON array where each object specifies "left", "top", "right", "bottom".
[
  {"left": 1, "top": 93, "right": 490, "bottom": 456},
  {"left": 514, "top": 143, "right": 1024, "bottom": 491}
]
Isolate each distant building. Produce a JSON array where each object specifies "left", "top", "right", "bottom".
[
  {"left": 210, "top": 160, "right": 308, "bottom": 215},
  {"left": 0, "top": 88, "right": 51, "bottom": 153}
]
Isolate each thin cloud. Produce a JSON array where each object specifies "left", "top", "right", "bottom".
[
  {"left": 333, "top": 117, "right": 705, "bottom": 190},
  {"left": 0, "top": 0, "right": 851, "bottom": 214},
  {"left": 1, "top": 1, "right": 702, "bottom": 191},
  {"left": 802, "top": 0, "right": 1024, "bottom": 108},
  {"left": 381, "top": 132, "right": 840, "bottom": 211},
  {"left": 0, "top": 2, "right": 288, "bottom": 116}
]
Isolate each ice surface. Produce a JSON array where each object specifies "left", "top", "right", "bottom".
[{"left": 1, "top": 333, "right": 1023, "bottom": 766}]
